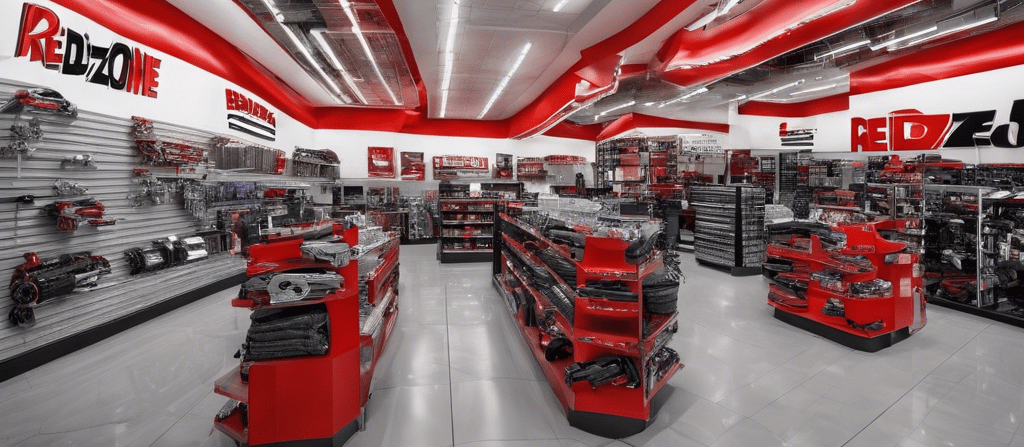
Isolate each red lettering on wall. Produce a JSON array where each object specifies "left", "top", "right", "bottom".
[{"left": 15, "top": 4, "right": 62, "bottom": 67}]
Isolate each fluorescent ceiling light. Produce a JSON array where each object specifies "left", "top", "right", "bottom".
[
  {"left": 440, "top": 0, "right": 460, "bottom": 118},
  {"left": 789, "top": 83, "right": 839, "bottom": 96},
  {"left": 257, "top": 0, "right": 347, "bottom": 102},
  {"left": 749, "top": 80, "right": 805, "bottom": 99},
  {"left": 553, "top": 0, "right": 570, "bottom": 12},
  {"left": 732, "top": 95, "right": 747, "bottom": 102},
  {"left": 311, "top": 29, "right": 368, "bottom": 104},
  {"left": 869, "top": 25, "right": 938, "bottom": 50},
  {"left": 257, "top": 0, "right": 285, "bottom": 21},
  {"left": 478, "top": 42, "right": 532, "bottom": 119},
  {"left": 720, "top": 0, "right": 742, "bottom": 15},
  {"left": 340, "top": 1, "right": 400, "bottom": 105},
  {"left": 814, "top": 40, "right": 869, "bottom": 60},
  {"left": 685, "top": 10, "right": 719, "bottom": 31},
  {"left": 598, "top": 100, "right": 636, "bottom": 117},
  {"left": 907, "top": 15, "right": 997, "bottom": 46},
  {"left": 658, "top": 87, "right": 708, "bottom": 108}
]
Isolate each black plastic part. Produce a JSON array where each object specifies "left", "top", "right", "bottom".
[
  {"left": 252, "top": 417, "right": 361, "bottom": 447},
  {"left": 696, "top": 259, "right": 762, "bottom": 277},
  {"left": 0, "top": 271, "right": 247, "bottom": 384},
  {"left": 773, "top": 308, "right": 910, "bottom": 353},
  {"left": 566, "top": 409, "right": 651, "bottom": 439}
]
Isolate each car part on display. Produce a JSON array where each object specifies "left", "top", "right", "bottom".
[
  {"left": 59, "top": 154, "right": 98, "bottom": 170},
  {"left": 266, "top": 273, "right": 344, "bottom": 304},
  {"left": 0, "top": 88, "right": 78, "bottom": 117},
  {"left": 241, "top": 306, "right": 330, "bottom": 361},
  {"left": 209, "top": 136, "right": 286, "bottom": 174},
  {"left": 1, "top": 118, "right": 42, "bottom": 159},
  {"left": 292, "top": 147, "right": 340, "bottom": 178},
  {"left": 565, "top": 355, "right": 640, "bottom": 390},
  {"left": 299, "top": 241, "right": 352, "bottom": 267},
  {"left": 52, "top": 179, "right": 88, "bottom": 196},
  {"left": 127, "top": 169, "right": 169, "bottom": 207},
  {"left": 131, "top": 116, "right": 206, "bottom": 166},
  {"left": 42, "top": 198, "right": 116, "bottom": 231},
  {"left": 8, "top": 252, "right": 112, "bottom": 328},
  {"left": 124, "top": 244, "right": 171, "bottom": 275},
  {"left": 544, "top": 337, "right": 573, "bottom": 361},
  {"left": 174, "top": 237, "right": 210, "bottom": 262}
]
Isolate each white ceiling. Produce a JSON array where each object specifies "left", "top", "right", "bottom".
[{"left": 166, "top": 0, "right": 341, "bottom": 106}]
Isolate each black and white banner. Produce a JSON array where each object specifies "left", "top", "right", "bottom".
[
  {"left": 225, "top": 88, "right": 276, "bottom": 141},
  {"left": 779, "top": 123, "right": 815, "bottom": 147}
]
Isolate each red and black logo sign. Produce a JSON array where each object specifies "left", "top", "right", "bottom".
[
  {"left": 14, "top": 3, "right": 162, "bottom": 98},
  {"left": 852, "top": 100, "right": 1024, "bottom": 151},
  {"left": 225, "top": 89, "right": 276, "bottom": 141}
]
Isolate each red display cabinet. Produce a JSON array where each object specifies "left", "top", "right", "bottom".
[
  {"left": 492, "top": 210, "right": 681, "bottom": 438},
  {"left": 214, "top": 224, "right": 400, "bottom": 446},
  {"left": 764, "top": 221, "right": 927, "bottom": 352}
]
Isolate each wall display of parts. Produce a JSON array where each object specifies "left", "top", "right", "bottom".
[
  {"left": 763, "top": 221, "right": 927, "bottom": 352},
  {"left": 209, "top": 137, "right": 286, "bottom": 175},
  {"left": 291, "top": 147, "right": 340, "bottom": 179},
  {"left": 0, "top": 80, "right": 254, "bottom": 376},
  {"left": 433, "top": 155, "right": 489, "bottom": 180}
]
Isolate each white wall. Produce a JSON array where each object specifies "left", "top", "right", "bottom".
[
  {"left": 731, "top": 63, "right": 1024, "bottom": 165},
  {"left": 313, "top": 129, "right": 595, "bottom": 194}
]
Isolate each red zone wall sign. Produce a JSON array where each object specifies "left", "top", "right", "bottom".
[
  {"left": 851, "top": 99, "right": 1024, "bottom": 152},
  {"left": 225, "top": 88, "right": 277, "bottom": 142},
  {"left": 14, "top": 3, "right": 162, "bottom": 98}
]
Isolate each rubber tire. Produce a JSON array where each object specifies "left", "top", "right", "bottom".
[{"left": 10, "top": 280, "right": 38, "bottom": 305}]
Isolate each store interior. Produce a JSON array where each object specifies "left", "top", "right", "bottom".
[{"left": 3, "top": 1, "right": 1024, "bottom": 446}]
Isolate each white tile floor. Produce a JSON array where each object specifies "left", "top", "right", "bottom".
[{"left": 1, "top": 244, "right": 1023, "bottom": 447}]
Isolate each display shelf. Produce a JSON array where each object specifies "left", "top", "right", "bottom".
[
  {"left": 213, "top": 365, "right": 249, "bottom": 403},
  {"left": 213, "top": 405, "right": 249, "bottom": 444},
  {"left": 213, "top": 225, "right": 399, "bottom": 446},
  {"left": 691, "top": 185, "right": 766, "bottom": 276},
  {"left": 442, "top": 220, "right": 494, "bottom": 225},
  {"left": 492, "top": 207, "right": 681, "bottom": 438}
]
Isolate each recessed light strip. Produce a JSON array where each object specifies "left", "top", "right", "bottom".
[
  {"left": 440, "top": 0, "right": 460, "bottom": 118},
  {"left": 478, "top": 42, "right": 532, "bottom": 119},
  {"left": 340, "top": 1, "right": 400, "bottom": 106},
  {"left": 596, "top": 100, "right": 636, "bottom": 119},
  {"left": 658, "top": 87, "right": 708, "bottom": 108},
  {"left": 869, "top": 25, "right": 937, "bottom": 50},
  {"left": 907, "top": 15, "right": 997, "bottom": 47},
  {"left": 258, "top": 0, "right": 347, "bottom": 102},
  {"left": 311, "top": 30, "right": 368, "bottom": 104},
  {"left": 813, "top": 39, "right": 870, "bottom": 60},
  {"left": 789, "top": 83, "right": 839, "bottom": 96},
  {"left": 553, "top": 0, "right": 570, "bottom": 12}
]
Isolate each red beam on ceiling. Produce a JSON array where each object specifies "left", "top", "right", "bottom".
[
  {"left": 738, "top": 93, "right": 850, "bottom": 117},
  {"left": 850, "top": 20, "right": 1024, "bottom": 95},
  {"left": 655, "top": 0, "right": 919, "bottom": 88}
]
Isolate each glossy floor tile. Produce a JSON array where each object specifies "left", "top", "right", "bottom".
[{"left": 1, "top": 245, "right": 1023, "bottom": 447}]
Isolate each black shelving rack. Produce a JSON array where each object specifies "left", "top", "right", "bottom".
[
  {"left": 436, "top": 182, "right": 522, "bottom": 263},
  {"left": 691, "top": 185, "right": 766, "bottom": 276}
]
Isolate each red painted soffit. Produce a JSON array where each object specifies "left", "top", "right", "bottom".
[
  {"left": 542, "top": 121, "right": 603, "bottom": 141},
  {"left": 596, "top": 113, "right": 730, "bottom": 141},
  {"left": 655, "top": 0, "right": 919, "bottom": 88},
  {"left": 738, "top": 93, "right": 849, "bottom": 117},
  {"left": 850, "top": 20, "right": 1024, "bottom": 95}
]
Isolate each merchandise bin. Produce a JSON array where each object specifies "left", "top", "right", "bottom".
[
  {"left": 492, "top": 209, "right": 681, "bottom": 438},
  {"left": 764, "top": 221, "right": 927, "bottom": 352},
  {"left": 213, "top": 223, "right": 400, "bottom": 446}
]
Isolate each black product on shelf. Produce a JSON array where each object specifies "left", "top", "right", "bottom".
[
  {"left": 0, "top": 88, "right": 78, "bottom": 117},
  {"left": 242, "top": 305, "right": 330, "bottom": 361},
  {"left": 8, "top": 252, "right": 112, "bottom": 328},
  {"left": 691, "top": 185, "right": 766, "bottom": 276}
]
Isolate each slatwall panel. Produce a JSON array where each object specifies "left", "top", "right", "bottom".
[{"left": 0, "top": 79, "right": 245, "bottom": 363}]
